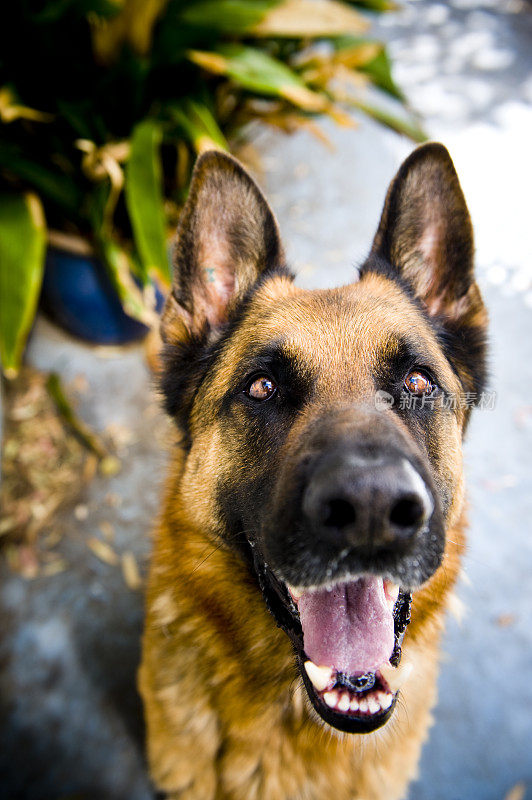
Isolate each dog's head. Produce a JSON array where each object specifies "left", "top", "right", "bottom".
[{"left": 160, "top": 144, "right": 487, "bottom": 734}]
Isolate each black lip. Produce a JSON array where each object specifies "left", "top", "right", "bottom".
[{"left": 250, "top": 542, "right": 412, "bottom": 733}]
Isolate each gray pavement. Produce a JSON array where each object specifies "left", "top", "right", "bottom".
[{"left": 1, "top": 0, "right": 531, "bottom": 798}]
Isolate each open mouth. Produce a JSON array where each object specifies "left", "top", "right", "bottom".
[
  {"left": 251, "top": 549, "right": 412, "bottom": 734},
  {"left": 293, "top": 578, "right": 412, "bottom": 733}
]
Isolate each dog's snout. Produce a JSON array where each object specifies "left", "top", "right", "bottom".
[{"left": 303, "top": 452, "right": 433, "bottom": 552}]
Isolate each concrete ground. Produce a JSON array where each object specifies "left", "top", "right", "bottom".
[{"left": 1, "top": 0, "right": 531, "bottom": 798}]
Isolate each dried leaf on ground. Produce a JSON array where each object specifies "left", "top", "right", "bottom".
[
  {"left": 104, "top": 422, "right": 137, "bottom": 450},
  {"left": 495, "top": 614, "right": 516, "bottom": 628},
  {"left": 83, "top": 454, "right": 99, "bottom": 483},
  {"left": 87, "top": 537, "right": 119, "bottom": 566},
  {"left": 99, "top": 456, "right": 122, "bottom": 477},
  {"left": 1, "top": 368, "right": 92, "bottom": 552},
  {"left": 41, "top": 557, "right": 68, "bottom": 577},
  {"left": 122, "top": 551, "right": 143, "bottom": 590},
  {"left": 5, "top": 544, "right": 40, "bottom": 579},
  {"left": 68, "top": 374, "right": 89, "bottom": 395},
  {"left": 105, "top": 492, "right": 123, "bottom": 508},
  {"left": 74, "top": 504, "right": 90, "bottom": 521},
  {"left": 504, "top": 783, "right": 526, "bottom": 800},
  {"left": 42, "top": 528, "right": 64, "bottom": 549},
  {"left": 99, "top": 521, "right": 115, "bottom": 541}
]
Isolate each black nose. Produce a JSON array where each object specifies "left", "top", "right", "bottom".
[{"left": 302, "top": 451, "right": 433, "bottom": 551}]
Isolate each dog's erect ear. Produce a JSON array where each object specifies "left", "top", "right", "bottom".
[
  {"left": 162, "top": 150, "right": 285, "bottom": 343},
  {"left": 370, "top": 142, "right": 485, "bottom": 328},
  {"left": 369, "top": 142, "right": 488, "bottom": 398}
]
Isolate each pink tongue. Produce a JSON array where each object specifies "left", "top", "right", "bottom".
[{"left": 298, "top": 577, "right": 395, "bottom": 675}]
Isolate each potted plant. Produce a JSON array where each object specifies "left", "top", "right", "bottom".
[{"left": 0, "top": 0, "right": 423, "bottom": 375}]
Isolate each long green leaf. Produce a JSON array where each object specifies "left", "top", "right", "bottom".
[
  {"left": 97, "top": 235, "right": 157, "bottom": 326},
  {"left": 46, "top": 373, "right": 109, "bottom": 459},
  {"left": 0, "top": 193, "right": 47, "bottom": 377},
  {"left": 168, "top": 99, "right": 228, "bottom": 154},
  {"left": 348, "top": 0, "right": 398, "bottom": 10},
  {"left": 188, "top": 45, "right": 328, "bottom": 111},
  {"left": 349, "top": 98, "right": 427, "bottom": 142},
  {"left": 125, "top": 120, "right": 170, "bottom": 282},
  {"left": 360, "top": 47, "right": 404, "bottom": 100},
  {"left": 29, "top": 0, "right": 122, "bottom": 23},
  {"left": 179, "top": 0, "right": 278, "bottom": 33},
  {"left": 333, "top": 37, "right": 404, "bottom": 100}
]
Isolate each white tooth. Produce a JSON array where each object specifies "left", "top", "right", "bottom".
[
  {"left": 287, "top": 584, "right": 302, "bottom": 602},
  {"left": 349, "top": 697, "right": 360, "bottom": 712},
  {"left": 380, "top": 693, "right": 393, "bottom": 710},
  {"left": 324, "top": 691, "right": 338, "bottom": 708},
  {"left": 384, "top": 580, "right": 400, "bottom": 609},
  {"left": 379, "top": 661, "right": 413, "bottom": 693},
  {"left": 368, "top": 697, "right": 380, "bottom": 715},
  {"left": 337, "top": 693, "right": 350, "bottom": 712},
  {"left": 304, "top": 661, "right": 333, "bottom": 692},
  {"left": 359, "top": 698, "right": 369, "bottom": 713}
]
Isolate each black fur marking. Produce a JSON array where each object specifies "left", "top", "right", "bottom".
[
  {"left": 374, "top": 334, "right": 452, "bottom": 401},
  {"left": 220, "top": 339, "right": 316, "bottom": 417},
  {"left": 432, "top": 317, "right": 488, "bottom": 399},
  {"left": 160, "top": 265, "right": 294, "bottom": 442},
  {"left": 160, "top": 326, "right": 211, "bottom": 442},
  {"left": 360, "top": 255, "right": 488, "bottom": 404}
]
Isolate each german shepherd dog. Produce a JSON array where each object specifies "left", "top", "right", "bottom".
[{"left": 139, "top": 142, "right": 487, "bottom": 800}]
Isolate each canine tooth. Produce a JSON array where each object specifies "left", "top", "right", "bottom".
[
  {"left": 379, "top": 661, "right": 413, "bottom": 694},
  {"left": 359, "top": 698, "right": 369, "bottom": 713},
  {"left": 324, "top": 691, "right": 338, "bottom": 708},
  {"left": 337, "top": 693, "right": 350, "bottom": 712},
  {"left": 349, "top": 697, "right": 360, "bottom": 712},
  {"left": 368, "top": 697, "right": 380, "bottom": 715},
  {"left": 384, "top": 581, "right": 400, "bottom": 608},
  {"left": 380, "top": 693, "right": 393, "bottom": 710},
  {"left": 304, "top": 661, "right": 333, "bottom": 692},
  {"left": 287, "top": 584, "right": 302, "bottom": 602}
]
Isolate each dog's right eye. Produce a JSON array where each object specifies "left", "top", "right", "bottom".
[
  {"left": 245, "top": 375, "right": 277, "bottom": 401},
  {"left": 403, "top": 370, "right": 434, "bottom": 396}
]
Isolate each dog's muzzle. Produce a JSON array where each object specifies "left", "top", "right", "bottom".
[{"left": 252, "top": 428, "right": 443, "bottom": 734}]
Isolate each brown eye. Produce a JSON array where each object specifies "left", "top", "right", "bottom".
[
  {"left": 404, "top": 370, "right": 434, "bottom": 395},
  {"left": 246, "top": 376, "right": 277, "bottom": 401}
]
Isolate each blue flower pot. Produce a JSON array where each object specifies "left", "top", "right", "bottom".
[{"left": 41, "top": 247, "right": 164, "bottom": 345}]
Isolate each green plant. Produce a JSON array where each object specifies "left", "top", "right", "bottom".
[{"left": 0, "top": 0, "right": 424, "bottom": 377}]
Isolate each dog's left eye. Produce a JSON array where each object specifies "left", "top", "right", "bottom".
[
  {"left": 403, "top": 370, "right": 434, "bottom": 395},
  {"left": 246, "top": 375, "right": 277, "bottom": 401}
]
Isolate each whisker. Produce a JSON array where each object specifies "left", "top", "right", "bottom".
[{"left": 190, "top": 527, "right": 256, "bottom": 573}]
